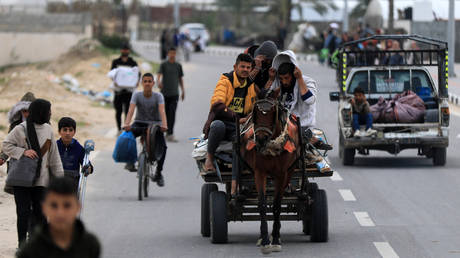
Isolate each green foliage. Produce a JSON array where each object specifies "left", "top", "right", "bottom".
[
  {"left": 98, "top": 34, "right": 129, "bottom": 50},
  {"left": 75, "top": 71, "right": 84, "bottom": 78},
  {"left": 0, "top": 125, "right": 6, "bottom": 132},
  {"left": 350, "top": 0, "right": 371, "bottom": 18}
]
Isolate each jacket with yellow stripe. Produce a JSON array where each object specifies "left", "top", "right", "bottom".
[{"left": 210, "top": 71, "right": 257, "bottom": 116}]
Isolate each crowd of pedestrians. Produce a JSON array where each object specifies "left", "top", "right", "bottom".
[{"left": 319, "top": 23, "right": 419, "bottom": 67}]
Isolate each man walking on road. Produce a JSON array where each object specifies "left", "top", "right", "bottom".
[
  {"left": 110, "top": 44, "right": 140, "bottom": 133},
  {"left": 157, "top": 47, "right": 185, "bottom": 142}
]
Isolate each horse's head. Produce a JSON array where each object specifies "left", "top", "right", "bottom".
[{"left": 252, "top": 89, "right": 281, "bottom": 149}]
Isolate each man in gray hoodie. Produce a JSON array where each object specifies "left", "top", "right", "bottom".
[{"left": 267, "top": 50, "right": 332, "bottom": 150}]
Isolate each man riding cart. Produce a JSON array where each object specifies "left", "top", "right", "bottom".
[{"left": 192, "top": 49, "right": 335, "bottom": 252}]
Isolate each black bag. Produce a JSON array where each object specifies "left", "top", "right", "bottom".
[{"left": 5, "top": 125, "right": 39, "bottom": 187}]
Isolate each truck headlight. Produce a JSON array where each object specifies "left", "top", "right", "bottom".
[{"left": 342, "top": 108, "right": 352, "bottom": 127}]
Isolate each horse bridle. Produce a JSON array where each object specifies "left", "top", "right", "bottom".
[{"left": 253, "top": 98, "right": 280, "bottom": 139}]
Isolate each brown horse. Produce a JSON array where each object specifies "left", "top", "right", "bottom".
[{"left": 240, "top": 90, "right": 301, "bottom": 254}]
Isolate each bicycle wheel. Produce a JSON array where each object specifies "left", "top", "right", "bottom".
[
  {"left": 138, "top": 153, "right": 146, "bottom": 201},
  {"left": 143, "top": 161, "right": 150, "bottom": 198}
]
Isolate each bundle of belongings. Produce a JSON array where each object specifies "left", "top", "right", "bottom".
[
  {"left": 370, "top": 90, "right": 425, "bottom": 123},
  {"left": 107, "top": 66, "right": 140, "bottom": 89}
]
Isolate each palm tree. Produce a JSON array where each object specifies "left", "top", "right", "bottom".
[
  {"left": 215, "top": 0, "right": 263, "bottom": 29},
  {"left": 268, "top": 0, "right": 337, "bottom": 31},
  {"left": 350, "top": 0, "right": 371, "bottom": 19},
  {"left": 388, "top": 0, "right": 394, "bottom": 33}
]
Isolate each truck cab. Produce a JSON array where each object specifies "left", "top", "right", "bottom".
[{"left": 329, "top": 35, "right": 450, "bottom": 166}]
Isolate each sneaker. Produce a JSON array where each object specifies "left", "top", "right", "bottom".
[
  {"left": 124, "top": 163, "right": 137, "bottom": 172},
  {"left": 366, "top": 128, "right": 377, "bottom": 136},
  {"left": 353, "top": 130, "right": 362, "bottom": 137},
  {"left": 314, "top": 140, "right": 333, "bottom": 150},
  {"left": 153, "top": 173, "right": 164, "bottom": 187}
]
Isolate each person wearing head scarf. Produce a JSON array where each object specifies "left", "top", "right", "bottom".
[
  {"left": 248, "top": 40, "right": 278, "bottom": 91},
  {"left": 1, "top": 92, "right": 36, "bottom": 194},
  {"left": 2, "top": 99, "right": 64, "bottom": 248}
]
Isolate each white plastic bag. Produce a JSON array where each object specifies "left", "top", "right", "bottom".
[{"left": 107, "top": 66, "right": 139, "bottom": 88}]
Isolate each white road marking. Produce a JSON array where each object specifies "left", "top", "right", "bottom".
[
  {"left": 353, "top": 212, "right": 375, "bottom": 227},
  {"left": 374, "top": 242, "right": 400, "bottom": 258},
  {"left": 330, "top": 171, "right": 343, "bottom": 181},
  {"left": 90, "top": 151, "right": 100, "bottom": 161},
  {"left": 105, "top": 128, "right": 118, "bottom": 139},
  {"left": 338, "top": 189, "right": 356, "bottom": 201}
]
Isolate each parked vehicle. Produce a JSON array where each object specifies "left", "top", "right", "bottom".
[
  {"left": 179, "top": 23, "right": 210, "bottom": 52},
  {"left": 330, "top": 35, "right": 449, "bottom": 166}
]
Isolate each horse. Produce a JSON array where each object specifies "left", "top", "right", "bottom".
[{"left": 239, "top": 89, "right": 301, "bottom": 254}]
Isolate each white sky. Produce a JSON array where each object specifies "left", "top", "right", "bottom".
[{"left": 0, "top": 0, "right": 458, "bottom": 20}]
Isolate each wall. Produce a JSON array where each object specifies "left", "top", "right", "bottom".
[{"left": 0, "top": 12, "right": 92, "bottom": 67}]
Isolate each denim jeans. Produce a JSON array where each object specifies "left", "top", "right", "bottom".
[{"left": 353, "top": 113, "right": 373, "bottom": 131}]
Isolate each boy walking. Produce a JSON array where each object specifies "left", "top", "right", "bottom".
[
  {"left": 157, "top": 47, "right": 185, "bottom": 142},
  {"left": 350, "top": 87, "right": 376, "bottom": 137},
  {"left": 17, "top": 177, "right": 101, "bottom": 258},
  {"left": 57, "top": 117, "right": 92, "bottom": 190}
]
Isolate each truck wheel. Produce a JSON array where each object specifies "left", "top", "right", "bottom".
[
  {"left": 432, "top": 148, "right": 446, "bottom": 166},
  {"left": 342, "top": 148, "right": 355, "bottom": 166},
  {"left": 302, "top": 183, "right": 319, "bottom": 235},
  {"left": 210, "top": 191, "right": 228, "bottom": 244},
  {"left": 201, "top": 183, "right": 218, "bottom": 237},
  {"left": 310, "top": 189, "right": 328, "bottom": 242}
]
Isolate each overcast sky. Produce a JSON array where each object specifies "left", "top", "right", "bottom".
[{"left": 0, "top": 0, "right": 458, "bottom": 20}]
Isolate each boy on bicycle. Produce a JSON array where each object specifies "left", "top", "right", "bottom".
[{"left": 123, "top": 73, "right": 168, "bottom": 187}]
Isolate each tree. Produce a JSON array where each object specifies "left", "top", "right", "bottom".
[
  {"left": 215, "top": 0, "right": 262, "bottom": 29},
  {"left": 350, "top": 0, "right": 371, "bottom": 19},
  {"left": 267, "top": 0, "right": 337, "bottom": 32},
  {"left": 388, "top": 0, "right": 394, "bottom": 33}
]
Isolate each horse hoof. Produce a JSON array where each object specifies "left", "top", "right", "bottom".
[
  {"left": 260, "top": 245, "right": 272, "bottom": 255},
  {"left": 270, "top": 244, "right": 282, "bottom": 252}
]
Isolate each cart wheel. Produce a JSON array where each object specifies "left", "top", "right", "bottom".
[
  {"left": 310, "top": 189, "right": 328, "bottom": 242},
  {"left": 201, "top": 183, "right": 218, "bottom": 237},
  {"left": 302, "top": 183, "right": 318, "bottom": 235},
  {"left": 210, "top": 191, "right": 228, "bottom": 244},
  {"left": 432, "top": 147, "right": 446, "bottom": 166},
  {"left": 342, "top": 148, "right": 355, "bottom": 166}
]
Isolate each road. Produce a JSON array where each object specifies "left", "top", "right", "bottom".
[{"left": 83, "top": 47, "right": 460, "bottom": 258}]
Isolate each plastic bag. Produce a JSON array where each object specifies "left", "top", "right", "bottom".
[{"left": 112, "top": 131, "right": 137, "bottom": 163}]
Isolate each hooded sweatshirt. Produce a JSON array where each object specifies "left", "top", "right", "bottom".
[
  {"left": 270, "top": 50, "right": 318, "bottom": 127},
  {"left": 17, "top": 219, "right": 101, "bottom": 258}
]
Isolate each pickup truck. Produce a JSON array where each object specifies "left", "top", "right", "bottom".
[{"left": 329, "top": 35, "right": 450, "bottom": 166}]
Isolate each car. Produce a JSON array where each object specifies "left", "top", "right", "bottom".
[
  {"left": 329, "top": 35, "right": 449, "bottom": 166},
  {"left": 179, "top": 23, "right": 210, "bottom": 52}
]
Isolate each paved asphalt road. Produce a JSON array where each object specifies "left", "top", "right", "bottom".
[{"left": 83, "top": 47, "right": 460, "bottom": 258}]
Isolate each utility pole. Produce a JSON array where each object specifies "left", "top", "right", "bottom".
[
  {"left": 174, "top": 0, "right": 180, "bottom": 28},
  {"left": 448, "top": 0, "right": 456, "bottom": 77},
  {"left": 388, "top": 0, "right": 394, "bottom": 33},
  {"left": 343, "top": 0, "right": 349, "bottom": 32}
]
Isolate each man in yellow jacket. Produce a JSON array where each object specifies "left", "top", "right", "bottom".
[{"left": 204, "top": 53, "right": 256, "bottom": 195}]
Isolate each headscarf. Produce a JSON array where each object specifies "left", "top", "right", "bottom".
[{"left": 26, "top": 99, "right": 51, "bottom": 179}]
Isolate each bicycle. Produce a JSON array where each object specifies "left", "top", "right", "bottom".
[{"left": 136, "top": 125, "right": 161, "bottom": 201}]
